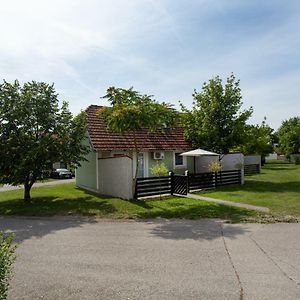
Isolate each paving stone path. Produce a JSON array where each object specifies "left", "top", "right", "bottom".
[{"left": 186, "top": 193, "right": 270, "bottom": 213}]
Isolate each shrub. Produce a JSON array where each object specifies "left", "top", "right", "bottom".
[
  {"left": 208, "top": 160, "right": 222, "bottom": 173},
  {"left": 295, "top": 156, "right": 300, "bottom": 165},
  {"left": 0, "top": 232, "right": 17, "bottom": 300},
  {"left": 150, "top": 162, "right": 169, "bottom": 177}
]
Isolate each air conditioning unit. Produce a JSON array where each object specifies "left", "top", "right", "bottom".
[{"left": 152, "top": 151, "right": 164, "bottom": 160}]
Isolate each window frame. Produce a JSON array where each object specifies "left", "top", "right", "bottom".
[{"left": 173, "top": 151, "right": 187, "bottom": 169}]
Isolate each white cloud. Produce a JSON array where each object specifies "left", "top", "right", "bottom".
[{"left": 0, "top": 0, "right": 299, "bottom": 129}]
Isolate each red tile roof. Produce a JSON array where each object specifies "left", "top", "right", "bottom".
[{"left": 86, "top": 105, "right": 192, "bottom": 151}]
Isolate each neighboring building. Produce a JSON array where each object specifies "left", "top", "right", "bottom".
[
  {"left": 76, "top": 105, "right": 193, "bottom": 198},
  {"left": 290, "top": 153, "right": 300, "bottom": 163},
  {"left": 244, "top": 155, "right": 261, "bottom": 175},
  {"left": 265, "top": 153, "right": 278, "bottom": 161}
]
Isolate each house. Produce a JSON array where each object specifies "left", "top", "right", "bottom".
[
  {"left": 76, "top": 105, "right": 194, "bottom": 198},
  {"left": 76, "top": 105, "right": 245, "bottom": 199}
]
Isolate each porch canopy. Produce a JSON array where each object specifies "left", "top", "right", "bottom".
[
  {"left": 180, "top": 148, "right": 219, "bottom": 157},
  {"left": 180, "top": 148, "right": 219, "bottom": 173}
]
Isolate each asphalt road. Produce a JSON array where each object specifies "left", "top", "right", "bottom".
[{"left": 0, "top": 217, "right": 299, "bottom": 300}]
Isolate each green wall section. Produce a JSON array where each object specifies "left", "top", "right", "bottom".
[
  {"left": 148, "top": 151, "right": 194, "bottom": 176},
  {"left": 187, "top": 156, "right": 194, "bottom": 173},
  {"left": 75, "top": 136, "right": 97, "bottom": 190},
  {"left": 76, "top": 143, "right": 195, "bottom": 189}
]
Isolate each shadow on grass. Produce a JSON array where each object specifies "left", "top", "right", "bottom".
[
  {"left": 148, "top": 219, "right": 250, "bottom": 241},
  {"left": 0, "top": 196, "right": 117, "bottom": 216},
  {"left": 265, "top": 161, "right": 291, "bottom": 165},
  {"left": 264, "top": 167, "right": 297, "bottom": 171},
  {"left": 128, "top": 199, "right": 153, "bottom": 209}
]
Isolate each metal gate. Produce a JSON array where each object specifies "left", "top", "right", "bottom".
[{"left": 173, "top": 174, "right": 188, "bottom": 195}]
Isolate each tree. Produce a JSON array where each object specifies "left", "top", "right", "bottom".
[
  {"left": 181, "top": 74, "right": 253, "bottom": 154},
  {"left": 277, "top": 117, "right": 300, "bottom": 155},
  {"left": 0, "top": 80, "right": 88, "bottom": 202},
  {"left": 98, "top": 87, "right": 177, "bottom": 197},
  {"left": 240, "top": 119, "right": 274, "bottom": 163}
]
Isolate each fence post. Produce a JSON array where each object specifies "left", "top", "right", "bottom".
[
  {"left": 169, "top": 171, "right": 174, "bottom": 195},
  {"left": 239, "top": 169, "right": 243, "bottom": 185},
  {"left": 134, "top": 178, "right": 137, "bottom": 199},
  {"left": 185, "top": 170, "right": 189, "bottom": 194},
  {"left": 214, "top": 172, "right": 217, "bottom": 188}
]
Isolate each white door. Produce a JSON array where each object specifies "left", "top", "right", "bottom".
[{"left": 137, "top": 153, "right": 145, "bottom": 178}]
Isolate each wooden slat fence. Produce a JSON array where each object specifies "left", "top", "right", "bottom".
[
  {"left": 244, "top": 164, "right": 260, "bottom": 176},
  {"left": 135, "top": 176, "right": 171, "bottom": 198},
  {"left": 189, "top": 172, "right": 215, "bottom": 190},
  {"left": 215, "top": 170, "right": 242, "bottom": 187},
  {"left": 135, "top": 170, "right": 242, "bottom": 199}
]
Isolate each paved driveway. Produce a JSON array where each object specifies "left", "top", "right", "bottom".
[{"left": 0, "top": 217, "right": 299, "bottom": 300}]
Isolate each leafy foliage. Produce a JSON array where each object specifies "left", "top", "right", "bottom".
[
  {"left": 0, "top": 80, "right": 89, "bottom": 201},
  {"left": 98, "top": 87, "right": 178, "bottom": 198},
  {"left": 0, "top": 232, "right": 16, "bottom": 300},
  {"left": 208, "top": 161, "right": 222, "bottom": 173},
  {"left": 99, "top": 87, "right": 177, "bottom": 135},
  {"left": 240, "top": 119, "right": 274, "bottom": 157},
  {"left": 150, "top": 162, "right": 169, "bottom": 176},
  {"left": 277, "top": 117, "right": 300, "bottom": 155},
  {"left": 181, "top": 74, "right": 252, "bottom": 153}
]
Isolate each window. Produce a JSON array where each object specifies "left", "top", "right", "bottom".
[
  {"left": 174, "top": 151, "right": 186, "bottom": 168},
  {"left": 175, "top": 153, "right": 183, "bottom": 166}
]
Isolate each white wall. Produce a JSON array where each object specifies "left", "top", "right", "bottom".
[
  {"left": 221, "top": 153, "right": 245, "bottom": 185},
  {"left": 266, "top": 153, "right": 278, "bottom": 161},
  {"left": 98, "top": 156, "right": 133, "bottom": 200},
  {"left": 196, "top": 153, "right": 244, "bottom": 172},
  {"left": 221, "top": 153, "right": 244, "bottom": 171},
  {"left": 244, "top": 155, "right": 261, "bottom": 168},
  {"left": 195, "top": 156, "right": 219, "bottom": 173},
  {"left": 196, "top": 153, "right": 245, "bottom": 184}
]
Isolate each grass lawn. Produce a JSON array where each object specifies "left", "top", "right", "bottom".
[
  {"left": 0, "top": 183, "right": 259, "bottom": 223},
  {"left": 197, "top": 161, "right": 300, "bottom": 221}
]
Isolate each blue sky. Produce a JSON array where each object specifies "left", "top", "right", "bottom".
[{"left": 1, "top": 0, "right": 300, "bottom": 129}]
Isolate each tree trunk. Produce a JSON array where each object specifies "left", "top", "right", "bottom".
[
  {"left": 24, "top": 183, "right": 31, "bottom": 202},
  {"left": 24, "top": 175, "right": 35, "bottom": 202}
]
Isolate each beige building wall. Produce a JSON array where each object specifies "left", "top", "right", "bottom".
[
  {"left": 195, "top": 153, "right": 244, "bottom": 183},
  {"left": 75, "top": 136, "right": 97, "bottom": 190},
  {"left": 98, "top": 156, "right": 133, "bottom": 200},
  {"left": 221, "top": 153, "right": 244, "bottom": 171},
  {"left": 244, "top": 155, "right": 261, "bottom": 168},
  {"left": 195, "top": 155, "right": 219, "bottom": 173}
]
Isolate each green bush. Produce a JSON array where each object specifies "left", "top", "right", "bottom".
[
  {"left": 295, "top": 156, "right": 300, "bottom": 165},
  {"left": 208, "top": 160, "right": 222, "bottom": 173},
  {"left": 150, "top": 162, "right": 169, "bottom": 176},
  {"left": 0, "top": 232, "right": 17, "bottom": 300}
]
